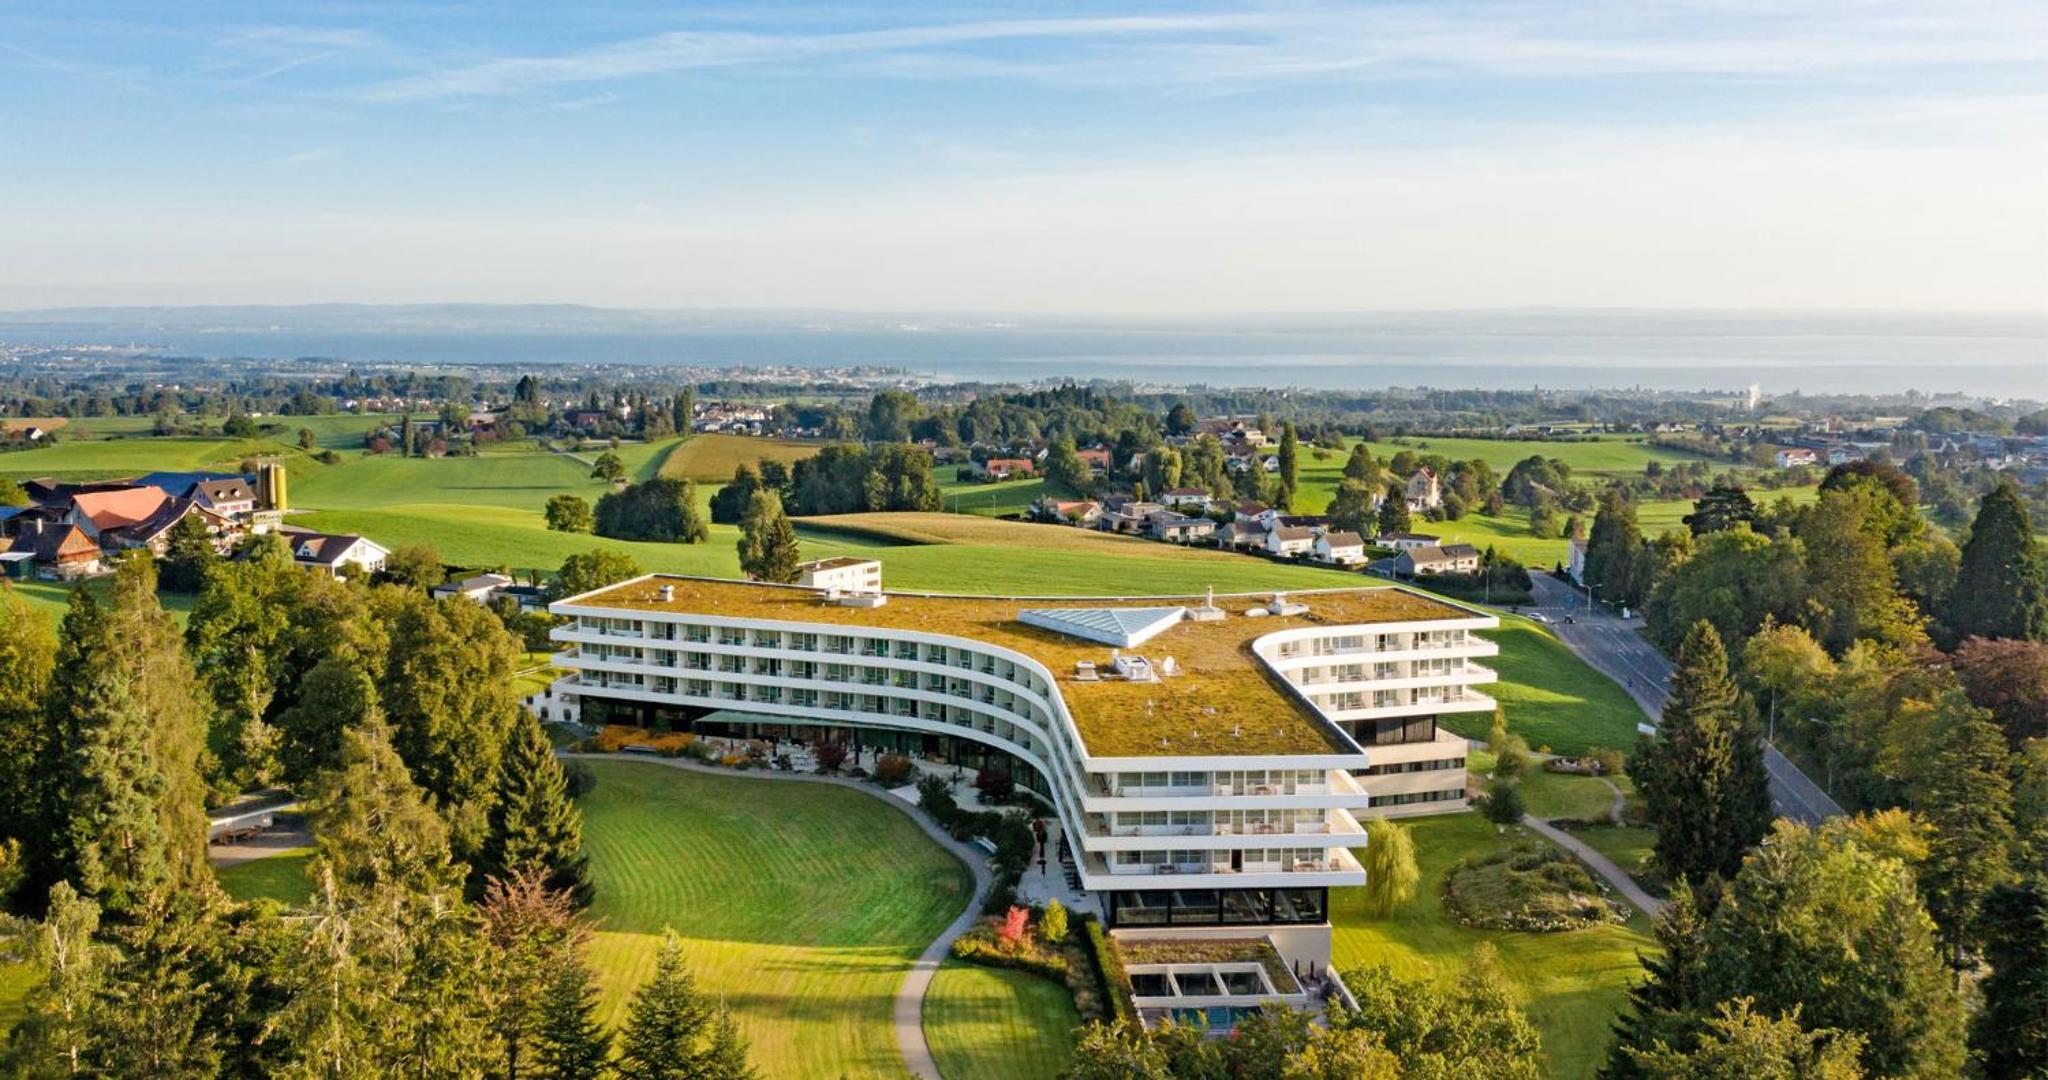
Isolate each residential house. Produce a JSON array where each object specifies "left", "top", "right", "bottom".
[
  {"left": 1567, "top": 538, "right": 1588, "bottom": 584},
  {"left": 1404, "top": 468, "right": 1441, "bottom": 512},
  {"left": 1159, "top": 488, "right": 1215, "bottom": 512},
  {"left": 281, "top": 528, "right": 390, "bottom": 577},
  {"left": 432, "top": 572, "right": 517, "bottom": 603},
  {"left": 1312, "top": 531, "right": 1368, "bottom": 567},
  {"left": 110, "top": 498, "right": 239, "bottom": 557},
  {"left": 1234, "top": 502, "right": 1281, "bottom": 529},
  {"left": 1375, "top": 531, "right": 1442, "bottom": 552},
  {"left": 1825, "top": 445, "right": 1866, "bottom": 466},
  {"left": 1774, "top": 448, "right": 1820, "bottom": 469},
  {"left": 1099, "top": 501, "right": 1164, "bottom": 534},
  {"left": 1396, "top": 545, "right": 1481, "bottom": 577},
  {"left": 1214, "top": 520, "right": 1268, "bottom": 550},
  {"left": 1147, "top": 511, "right": 1216, "bottom": 544},
  {"left": 1075, "top": 448, "right": 1113, "bottom": 476},
  {"left": 1264, "top": 526, "right": 1317, "bottom": 558},
  {"left": 975, "top": 457, "right": 1036, "bottom": 481},
  {"left": 1034, "top": 497, "right": 1104, "bottom": 527}
]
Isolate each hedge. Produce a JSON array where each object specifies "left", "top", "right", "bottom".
[{"left": 1081, "top": 916, "right": 1135, "bottom": 1025}]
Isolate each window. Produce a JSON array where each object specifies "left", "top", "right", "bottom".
[
  {"left": 1369, "top": 788, "right": 1465, "bottom": 807},
  {"left": 1362, "top": 757, "right": 1464, "bottom": 776}
]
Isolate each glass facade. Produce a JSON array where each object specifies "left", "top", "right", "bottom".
[{"left": 1105, "top": 887, "right": 1329, "bottom": 928}]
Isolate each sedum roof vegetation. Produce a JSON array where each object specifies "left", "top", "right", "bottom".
[
  {"left": 566, "top": 576, "right": 1469, "bottom": 760},
  {"left": 1119, "top": 937, "right": 1299, "bottom": 992}
]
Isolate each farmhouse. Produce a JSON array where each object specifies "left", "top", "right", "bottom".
[
  {"left": 974, "top": 457, "right": 1036, "bottom": 481},
  {"left": 549, "top": 572, "right": 1499, "bottom": 992},
  {"left": 280, "top": 527, "right": 390, "bottom": 578},
  {"left": 1404, "top": 468, "right": 1441, "bottom": 512}
]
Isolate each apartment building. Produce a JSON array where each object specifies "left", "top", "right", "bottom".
[{"left": 549, "top": 572, "right": 1498, "bottom": 992}]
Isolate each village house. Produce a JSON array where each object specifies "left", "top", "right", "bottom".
[
  {"left": 1075, "top": 447, "right": 1113, "bottom": 476},
  {"left": 1312, "top": 530, "right": 1368, "bottom": 567},
  {"left": 110, "top": 498, "right": 240, "bottom": 557},
  {"left": 1397, "top": 544, "right": 1482, "bottom": 577},
  {"left": 1233, "top": 502, "right": 1282, "bottom": 529},
  {"left": 1404, "top": 468, "right": 1442, "bottom": 513},
  {"left": 1214, "top": 519, "right": 1267, "bottom": 550},
  {"left": 1033, "top": 497, "right": 1103, "bottom": 527},
  {"left": 1147, "top": 511, "right": 1216, "bottom": 544},
  {"left": 1264, "top": 525, "right": 1317, "bottom": 558},
  {"left": 1158, "top": 487, "right": 1215, "bottom": 512},
  {"left": 281, "top": 527, "right": 391, "bottom": 578},
  {"left": 1098, "top": 501, "right": 1164, "bottom": 535},
  {"left": 1774, "top": 447, "right": 1820, "bottom": 469},
  {"left": 1376, "top": 531, "right": 1443, "bottom": 552},
  {"left": 974, "top": 457, "right": 1036, "bottom": 481}
]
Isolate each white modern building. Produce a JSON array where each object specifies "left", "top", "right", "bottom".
[{"left": 548, "top": 572, "right": 1498, "bottom": 987}]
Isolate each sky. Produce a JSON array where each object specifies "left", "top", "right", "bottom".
[{"left": 3, "top": 1, "right": 2046, "bottom": 314}]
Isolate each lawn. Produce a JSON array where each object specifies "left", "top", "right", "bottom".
[
  {"left": 657, "top": 433, "right": 825, "bottom": 483},
  {"left": 1451, "top": 618, "right": 1646, "bottom": 756},
  {"left": 216, "top": 848, "right": 316, "bottom": 906},
  {"left": 1332, "top": 812, "right": 1652, "bottom": 1079},
  {"left": 940, "top": 474, "right": 1055, "bottom": 517},
  {"left": 7, "top": 578, "right": 199, "bottom": 630},
  {"left": 577, "top": 759, "right": 979, "bottom": 1079},
  {"left": 0, "top": 962, "right": 36, "bottom": 1035},
  {"left": 924, "top": 960, "right": 1079, "bottom": 1080}
]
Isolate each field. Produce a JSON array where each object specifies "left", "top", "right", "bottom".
[
  {"left": 924, "top": 961, "right": 1079, "bottom": 1080},
  {"left": 940, "top": 474, "right": 1054, "bottom": 517},
  {"left": 0, "top": 435, "right": 298, "bottom": 480},
  {"left": 577, "top": 759, "right": 979, "bottom": 1079},
  {"left": 658, "top": 433, "right": 825, "bottom": 483},
  {"left": 1294, "top": 435, "right": 1710, "bottom": 514},
  {"left": 1331, "top": 811, "right": 1653, "bottom": 1079},
  {"left": 1447, "top": 618, "right": 1647, "bottom": 756}
]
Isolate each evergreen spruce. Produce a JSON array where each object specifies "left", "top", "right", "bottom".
[
  {"left": 1602, "top": 880, "right": 1711, "bottom": 1078},
  {"left": 1276, "top": 422, "right": 1299, "bottom": 510},
  {"left": 1948, "top": 481, "right": 2048, "bottom": 641},
  {"left": 308, "top": 718, "right": 461, "bottom": 899},
  {"left": 1913, "top": 695, "right": 2015, "bottom": 971},
  {"left": 737, "top": 490, "right": 801, "bottom": 584},
  {"left": 158, "top": 514, "right": 218, "bottom": 593},
  {"left": 1975, "top": 880, "right": 2048, "bottom": 1079},
  {"left": 1376, "top": 481, "right": 1411, "bottom": 536},
  {"left": 698, "top": 1007, "right": 758, "bottom": 1080},
  {"left": 107, "top": 554, "right": 213, "bottom": 901},
  {"left": 1634, "top": 621, "right": 1771, "bottom": 885},
  {"left": 532, "top": 956, "right": 613, "bottom": 1080},
  {"left": 618, "top": 932, "right": 745, "bottom": 1080},
  {"left": 1585, "top": 488, "right": 1647, "bottom": 609},
  {"left": 479, "top": 713, "right": 592, "bottom": 905}
]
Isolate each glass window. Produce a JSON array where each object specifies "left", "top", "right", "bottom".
[
  {"left": 1221, "top": 889, "right": 1269, "bottom": 924},
  {"left": 1272, "top": 888, "right": 1326, "bottom": 923},
  {"left": 1169, "top": 890, "right": 1220, "bottom": 925},
  {"left": 1113, "top": 892, "right": 1169, "bottom": 927}
]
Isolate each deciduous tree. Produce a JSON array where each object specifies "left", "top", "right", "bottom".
[
  {"left": 545, "top": 494, "right": 595, "bottom": 534},
  {"left": 737, "top": 490, "right": 800, "bottom": 584},
  {"left": 1359, "top": 818, "right": 1419, "bottom": 918}
]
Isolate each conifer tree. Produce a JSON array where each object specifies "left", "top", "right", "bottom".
[
  {"left": 1276, "top": 422, "right": 1299, "bottom": 510},
  {"left": 158, "top": 513, "right": 218, "bottom": 593},
  {"left": 1975, "top": 880, "right": 2048, "bottom": 1079},
  {"left": 531, "top": 955, "right": 612, "bottom": 1080},
  {"left": 698, "top": 1007, "right": 758, "bottom": 1080},
  {"left": 1341, "top": 442, "right": 1377, "bottom": 483},
  {"left": 1586, "top": 488, "right": 1648, "bottom": 609},
  {"left": 1376, "top": 481, "right": 1411, "bottom": 536},
  {"left": 480, "top": 867, "right": 587, "bottom": 1078},
  {"left": 1602, "top": 879, "right": 1711, "bottom": 1078},
  {"left": 479, "top": 713, "right": 592, "bottom": 905},
  {"left": 0, "top": 584, "right": 55, "bottom": 848},
  {"left": 308, "top": 718, "right": 461, "bottom": 899},
  {"left": 618, "top": 932, "right": 741, "bottom": 1080},
  {"left": 107, "top": 554, "right": 213, "bottom": 900},
  {"left": 677, "top": 479, "right": 709, "bottom": 543},
  {"left": 1634, "top": 621, "right": 1771, "bottom": 885},
  {"left": 90, "top": 896, "right": 224, "bottom": 1078},
  {"left": 1948, "top": 481, "right": 2047, "bottom": 641},
  {"left": 1913, "top": 695, "right": 2014, "bottom": 971},
  {"left": 737, "top": 490, "right": 801, "bottom": 584}
]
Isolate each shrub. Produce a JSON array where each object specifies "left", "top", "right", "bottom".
[
  {"left": 1478, "top": 778, "right": 1526, "bottom": 827},
  {"left": 591, "top": 725, "right": 696, "bottom": 754},
  {"left": 1040, "top": 899, "right": 1069, "bottom": 945},
  {"left": 872, "top": 754, "right": 914, "bottom": 787},
  {"left": 916, "top": 774, "right": 957, "bottom": 819},
  {"left": 1082, "top": 917, "right": 1136, "bottom": 1025},
  {"left": 975, "top": 768, "right": 1015, "bottom": 803},
  {"left": 561, "top": 758, "right": 598, "bottom": 800},
  {"left": 999, "top": 905, "right": 1030, "bottom": 946},
  {"left": 1440, "top": 843, "right": 1630, "bottom": 931},
  {"left": 951, "top": 920, "right": 1069, "bottom": 983},
  {"left": 813, "top": 742, "right": 848, "bottom": 774}
]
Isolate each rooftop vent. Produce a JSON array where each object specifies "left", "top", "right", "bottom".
[
  {"left": 657, "top": 584, "right": 675, "bottom": 602},
  {"left": 1188, "top": 586, "right": 1226, "bottom": 622},
  {"left": 1268, "top": 591, "right": 1310, "bottom": 617}
]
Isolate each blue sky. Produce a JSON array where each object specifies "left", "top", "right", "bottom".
[{"left": 4, "top": 1, "right": 2045, "bottom": 312}]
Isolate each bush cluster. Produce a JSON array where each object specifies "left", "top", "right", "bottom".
[{"left": 1440, "top": 843, "right": 1631, "bottom": 932}]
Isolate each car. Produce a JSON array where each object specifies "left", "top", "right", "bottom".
[
  {"left": 1529, "top": 612, "right": 1550, "bottom": 623},
  {"left": 1564, "top": 614, "right": 1575, "bottom": 624}
]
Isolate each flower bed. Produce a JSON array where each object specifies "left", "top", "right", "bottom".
[{"left": 1440, "top": 843, "right": 1631, "bottom": 932}]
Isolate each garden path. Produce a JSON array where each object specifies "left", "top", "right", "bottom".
[{"left": 1521, "top": 814, "right": 1665, "bottom": 918}]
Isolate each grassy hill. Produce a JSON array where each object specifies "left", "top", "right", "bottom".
[{"left": 657, "top": 433, "right": 826, "bottom": 483}]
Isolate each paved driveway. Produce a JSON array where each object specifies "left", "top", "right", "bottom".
[{"left": 1526, "top": 575, "right": 1842, "bottom": 826}]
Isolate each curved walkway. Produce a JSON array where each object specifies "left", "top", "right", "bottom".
[
  {"left": 567, "top": 753, "right": 992, "bottom": 1080},
  {"left": 1521, "top": 814, "right": 1665, "bottom": 918}
]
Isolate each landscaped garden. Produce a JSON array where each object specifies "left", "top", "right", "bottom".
[
  {"left": 925, "top": 960, "right": 1081, "bottom": 1080},
  {"left": 1330, "top": 811, "right": 1654, "bottom": 1079}
]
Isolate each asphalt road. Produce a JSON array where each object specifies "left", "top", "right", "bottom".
[{"left": 1525, "top": 575, "right": 1843, "bottom": 827}]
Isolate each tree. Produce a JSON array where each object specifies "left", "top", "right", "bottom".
[
  {"left": 1644, "top": 526, "right": 1807, "bottom": 658},
  {"left": 1164, "top": 402, "right": 1196, "bottom": 436},
  {"left": 1376, "top": 481, "right": 1411, "bottom": 536},
  {"left": 1634, "top": 621, "right": 1771, "bottom": 886},
  {"left": 1911, "top": 695, "right": 2014, "bottom": 971},
  {"left": 1585, "top": 488, "right": 1648, "bottom": 610},
  {"left": 158, "top": 514, "right": 218, "bottom": 593},
  {"left": 1954, "top": 636, "right": 2048, "bottom": 744},
  {"left": 1488, "top": 713, "right": 1530, "bottom": 779},
  {"left": 1693, "top": 820, "right": 1966, "bottom": 1078},
  {"left": 1947, "top": 482, "right": 2047, "bottom": 642},
  {"left": 1795, "top": 489, "right": 1923, "bottom": 652},
  {"left": 548, "top": 550, "right": 643, "bottom": 602},
  {"left": 1326, "top": 479, "right": 1378, "bottom": 536},
  {"left": 479, "top": 867, "right": 587, "bottom": 1079},
  {"left": 545, "top": 494, "right": 595, "bottom": 534},
  {"left": 0, "top": 477, "right": 28, "bottom": 507},
  {"left": 708, "top": 464, "right": 762, "bottom": 525},
  {"left": 1359, "top": 818, "right": 1419, "bottom": 918},
  {"left": 1042, "top": 440, "right": 1089, "bottom": 493},
  {"left": 308, "top": 718, "right": 462, "bottom": 899},
  {"left": 380, "top": 592, "right": 525, "bottom": 858},
  {"left": 0, "top": 585, "right": 55, "bottom": 846},
  {"left": 1603, "top": 880, "right": 1712, "bottom": 1079},
  {"left": 737, "top": 490, "right": 800, "bottom": 584},
  {"left": 531, "top": 953, "right": 613, "bottom": 1080},
  {"left": 1342, "top": 442, "right": 1378, "bottom": 483},
  {"left": 617, "top": 932, "right": 753, "bottom": 1080},
  {"left": 1478, "top": 777, "right": 1525, "bottom": 828},
  {"left": 479, "top": 713, "right": 592, "bottom": 905},
  {"left": 1064, "top": 1022, "right": 1171, "bottom": 1079},
  {"left": 380, "top": 543, "right": 446, "bottom": 589},
  {"left": 1976, "top": 880, "right": 2048, "bottom": 1079},
  {"left": 595, "top": 478, "right": 708, "bottom": 543},
  {"left": 3, "top": 882, "right": 106, "bottom": 1076},
  {"left": 222, "top": 412, "right": 257, "bottom": 439},
  {"left": 1620, "top": 1000, "right": 1865, "bottom": 1080},
  {"left": 589, "top": 451, "right": 625, "bottom": 484},
  {"left": 1683, "top": 481, "right": 1756, "bottom": 536},
  {"left": 1337, "top": 946, "right": 1544, "bottom": 1077},
  {"left": 1276, "top": 422, "right": 1299, "bottom": 509},
  {"left": 273, "top": 655, "right": 381, "bottom": 788}
]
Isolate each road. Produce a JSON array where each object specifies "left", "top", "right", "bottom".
[{"left": 1526, "top": 575, "right": 1843, "bottom": 827}]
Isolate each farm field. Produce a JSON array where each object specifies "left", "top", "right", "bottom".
[
  {"left": 658, "top": 433, "right": 824, "bottom": 483},
  {"left": 1330, "top": 811, "right": 1653, "bottom": 1079},
  {"left": 924, "top": 961, "right": 1079, "bottom": 1080},
  {"left": 0, "top": 435, "right": 296, "bottom": 480},
  {"left": 577, "top": 759, "right": 977, "bottom": 1079},
  {"left": 940, "top": 474, "right": 1053, "bottom": 517}
]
